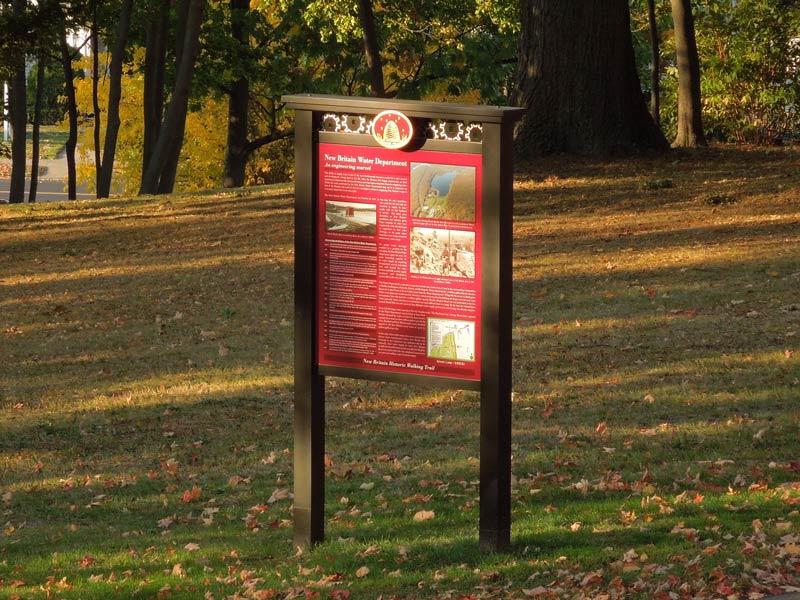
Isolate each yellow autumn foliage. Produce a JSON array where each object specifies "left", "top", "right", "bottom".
[{"left": 72, "top": 50, "right": 227, "bottom": 195}]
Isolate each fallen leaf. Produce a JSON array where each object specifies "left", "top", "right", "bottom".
[
  {"left": 413, "top": 510, "right": 435, "bottom": 522},
  {"left": 267, "top": 488, "right": 292, "bottom": 504},
  {"left": 355, "top": 566, "right": 370, "bottom": 578},
  {"left": 184, "top": 543, "right": 200, "bottom": 552},
  {"left": 158, "top": 516, "right": 175, "bottom": 528},
  {"left": 581, "top": 570, "right": 603, "bottom": 586},
  {"left": 181, "top": 486, "right": 201, "bottom": 503},
  {"left": 78, "top": 556, "right": 96, "bottom": 567}
]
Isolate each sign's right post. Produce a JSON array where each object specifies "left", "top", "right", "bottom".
[{"left": 478, "top": 120, "right": 516, "bottom": 552}]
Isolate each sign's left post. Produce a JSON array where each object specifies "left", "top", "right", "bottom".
[{"left": 293, "top": 108, "right": 326, "bottom": 548}]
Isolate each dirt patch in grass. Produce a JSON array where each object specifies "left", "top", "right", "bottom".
[{"left": 1, "top": 147, "right": 798, "bottom": 599}]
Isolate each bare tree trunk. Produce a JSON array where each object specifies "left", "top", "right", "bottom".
[
  {"left": 223, "top": 0, "right": 249, "bottom": 188},
  {"left": 357, "top": 0, "right": 385, "bottom": 97},
  {"left": 97, "top": 0, "right": 134, "bottom": 198},
  {"left": 670, "top": 0, "right": 706, "bottom": 147},
  {"left": 8, "top": 0, "right": 26, "bottom": 204},
  {"left": 29, "top": 57, "right": 46, "bottom": 204},
  {"left": 140, "top": 0, "right": 206, "bottom": 195},
  {"left": 60, "top": 32, "right": 79, "bottom": 200},
  {"left": 514, "top": 0, "right": 668, "bottom": 155},
  {"left": 142, "top": 1, "right": 168, "bottom": 175},
  {"left": 92, "top": 0, "right": 102, "bottom": 187},
  {"left": 647, "top": 0, "right": 661, "bottom": 127},
  {"left": 175, "top": 0, "right": 190, "bottom": 67}
]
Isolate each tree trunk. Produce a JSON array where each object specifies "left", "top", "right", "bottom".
[
  {"left": 143, "top": 1, "right": 168, "bottom": 175},
  {"left": 92, "top": 0, "right": 102, "bottom": 187},
  {"left": 29, "top": 57, "right": 46, "bottom": 204},
  {"left": 60, "top": 32, "right": 79, "bottom": 200},
  {"left": 358, "top": 0, "right": 385, "bottom": 97},
  {"left": 175, "top": 0, "right": 191, "bottom": 67},
  {"left": 514, "top": 0, "right": 668, "bottom": 156},
  {"left": 8, "top": 0, "right": 26, "bottom": 205},
  {"left": 647, "top": 0, "right": 661, "bottom": 127},
  {"left": 97, "top": 0, "right": 134, "bottom": 198},
  {"left": 223, "top": 0, "right": 249, "bottom": 188},
  {"left": 670, "top": 0, "right": 706, "bottom": 147},
  {"left": 140, "top": 0, "right": 206, "bottom": 195}
]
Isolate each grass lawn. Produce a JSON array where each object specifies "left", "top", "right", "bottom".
[
  {"left": 26, "top": 126, "right": 69, "bottom": 161},
  {"left": 1, "top": 146, "right": 798, "bottom": 599}
]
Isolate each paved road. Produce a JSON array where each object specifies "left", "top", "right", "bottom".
[{"left": 0, "top": 178, "right": 95, "bottom": 203}]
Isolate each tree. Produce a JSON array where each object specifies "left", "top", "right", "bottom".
[
  {"left": 220, "top": 0, "right": 296, "bottom": 187},
  {"left": 357, "top": 0, "right": 384, "bottom": 97},
  {"left": 96, "top": 0, "right": 134, "bottom": 198},
  {"left": 59, "top": 29, "right": 81, "bottom": 200},
  {"left": 670, "top": 0, "right": 706, "bottom": 147},
  {"left": 29, "top": 54, "right": 46, "bottom": 203},
  {"left": 139, "top": 0, "right": 206, "bottom": 195},
  {"left": 514, "top": 0, "right": 669, "bottom": 155},
  {"left": 7, "top": 0, "right": 27, "bottom": 204},
  {"left": 297, "top": 0, "right": 517, "bottom": 102},
  {"left": 141, "top": 0, "right": 168, "bottom": 176},
  {"left": 647, "top": 0, "right": 661, "bottom": 126}
]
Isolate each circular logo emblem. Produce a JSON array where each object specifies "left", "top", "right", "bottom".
[{"left": 371, "top": 110, "right": 414, "bottom": 149}]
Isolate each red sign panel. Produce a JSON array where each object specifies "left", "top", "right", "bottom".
[{"left": 316, "top": 142, "right": 482, "bottom": 381}]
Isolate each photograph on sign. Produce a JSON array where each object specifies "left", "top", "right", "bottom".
[
  {"left": 325, "top": 201, "right": 377, "bottom": 235},
  {"left": 410, "top": 163, "right": 476, "bottom": 221},
  {"left": 410, "top": 227, "right": 476, "bottom": 279},
  {"left": 316, "top": 143, "right": 482, "bottom": 381}
]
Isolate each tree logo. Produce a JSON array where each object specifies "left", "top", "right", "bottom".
[{"left": 371, "top": 110, "right": 414, "bottom": 149}]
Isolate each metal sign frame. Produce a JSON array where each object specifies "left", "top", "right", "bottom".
[{"left": 283, "top": 94, "right": 524, "bottom": 552}]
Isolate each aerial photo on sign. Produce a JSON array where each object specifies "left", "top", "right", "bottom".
[
  {"left": 325, "top": 201, "right": 377, "bottom": 235},
  {"left": 410, "top": 163, "right": 476, "bottom": 221}
]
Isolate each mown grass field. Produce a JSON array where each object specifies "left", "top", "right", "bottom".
[{"left": 1, "top": 146, "right": 799, "bottom": 599}]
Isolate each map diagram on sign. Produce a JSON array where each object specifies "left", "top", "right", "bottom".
[{"left": 427, "top": 318, "right": 476, "bottom": 362}]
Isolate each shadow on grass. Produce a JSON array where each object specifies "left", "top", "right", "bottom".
[{"left": 1, "top": 149, "right": 798, "bottom": 597}]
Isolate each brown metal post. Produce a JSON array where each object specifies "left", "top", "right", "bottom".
[
  {"left": 293, "top": 109, "right": 326, "bottom": 548},
  {"left": 478, "top": 121, "right": 514, "bottom": 552}
]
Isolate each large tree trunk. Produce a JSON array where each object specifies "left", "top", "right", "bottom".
[
  {"left": 8, "top": 0, "right": 26, "bottom": 205},
  {"left": 140, "top": 0, "right": 206, "bottom": 195},
  {"left": 670, "top": 0, "right": 706, "bottom": 147},
  {"left": 647, "top": 0, "right": 661, "bottom": 127},
  {"left": 358, "top": 0, "right": 385, "bottom": 97},
  {"left": 514, "top": 0, "right": 668, "bottom": 155},
  {"left": 60, "top": 33, "right": 79, "bottom": 200},
  {"left": 223, "top": 0, "right": 250, "bottom": 188},
  {"left": 97, "top": 0, "right": 134, "bottom": 198},
  {"left": 29, "top": 57, "right": 46, "bottom": 204},
  {"left": 142, "top": 1, "right": 168, "bottom": 176}
]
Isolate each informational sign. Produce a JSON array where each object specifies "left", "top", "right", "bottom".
[
  {"left": 284, "top": 93, "right": 524, "bottom": 552},
  {"left": 316, "top": 143, "right": 482, "bottom": 381}
]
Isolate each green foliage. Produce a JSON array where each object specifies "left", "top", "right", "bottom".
[
  {"left": 288, "top": 0, "right": 517, "bottom": 103},
  {"left": 656, "top": 0, "right": 800, "bottom": 142},
  {"left": 698, "top": 0, "right": 800, "bottom": 143},
  {"left": 26, "top": 58, "right": 65, "bottom": 125}
]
